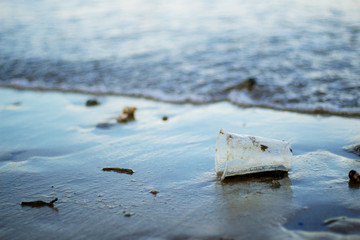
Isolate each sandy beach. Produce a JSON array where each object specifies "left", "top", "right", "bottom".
[
  {"left": 0, "top": 88, "right": 359, "bottom": 239},
  {"left": 1, "top": 0, "right": 360, "bottom": 239}
]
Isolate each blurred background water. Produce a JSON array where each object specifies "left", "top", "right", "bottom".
[{"left": 1, "top": 0, "right": 359, "bottom": 115}]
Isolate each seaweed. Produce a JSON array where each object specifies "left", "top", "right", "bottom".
[
  {"left": 21, "top": 198, "right": 58, "bottom": 208},
  {"left": 96, "top": 122, "right": 115, "bottom": 129},
  {"left": 102, "top": 168, "right": 134, "bottom": 175},
  {"left": 260, "top": 144, "right": 268, "bottom": 151}
]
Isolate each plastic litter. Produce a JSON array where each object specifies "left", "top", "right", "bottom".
[{"left": 215, "top": 129, "right": 292, "bottom": 180}]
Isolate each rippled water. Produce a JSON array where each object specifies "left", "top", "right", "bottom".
[{"left": 1, "top": 0, "right": 360, "bottom": 115}]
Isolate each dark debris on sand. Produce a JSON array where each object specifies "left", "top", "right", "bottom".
[
  {"left": 102, "top": 168, "right": 134, "bottom": 175},
  {"left": 86, "top": 99, "right": 100, "bottom": 107},
  {"left": 21, "top": 198, "right": 58, "bottom": 208},
  {"left": 349, "top": 170, "right": 360, "bottom": 183},
  {"left": 348, "top": 170, "right": 360, "bottom": 188}
]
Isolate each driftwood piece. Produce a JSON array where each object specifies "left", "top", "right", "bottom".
[
  {"left": 21, "top": 198, "right": 58, "bottom": 208},
  {"left": 102, "top": 168, "right": 134, "bottom": 175}
]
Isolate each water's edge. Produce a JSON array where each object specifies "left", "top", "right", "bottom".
[{"left": 2, "top": 85, "right": 359, "bottom": 118}]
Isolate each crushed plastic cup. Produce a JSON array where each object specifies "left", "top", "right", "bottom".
[{"left": 215, "top": 129, "right": 292, "bottom": 180}]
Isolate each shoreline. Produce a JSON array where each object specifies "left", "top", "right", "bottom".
[
  {"left": 1, "top": 88, "right": 360, "bottom": 239},
  {"left": 1, "top": 85, "right": 360, "bottom": 118}
]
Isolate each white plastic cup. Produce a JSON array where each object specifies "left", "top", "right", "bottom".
[{"left": 215, "top": 129, "right": 292, "bottom": 180}]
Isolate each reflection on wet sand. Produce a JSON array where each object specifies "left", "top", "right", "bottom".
[
  {"left": 215, "top": 173, "right": 293, "bottom": 239},
  {"left": 348, "top": 180, "right": 360, "bottom": 189}
]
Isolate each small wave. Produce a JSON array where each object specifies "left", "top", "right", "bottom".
[
  {"left": 2, "top": 80, "right": 360, "bottom": 117},
  {"left": 228, "top": 91, "right": 360, "bottom": 116},
  {"left": 1, "top": 0, "right": 360, "bottom": 117}
]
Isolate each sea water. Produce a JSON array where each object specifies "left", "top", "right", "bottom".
[{"left": 1, "top": 0, "right": 360, "bottom": 115}]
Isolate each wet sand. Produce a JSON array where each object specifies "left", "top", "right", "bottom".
[{"left": 0, "top": 88, "right": 360, "bottom": 240}]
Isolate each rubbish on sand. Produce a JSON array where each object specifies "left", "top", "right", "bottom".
[
  {"left": 21, "top": 198, "right": 58, "bottom": 208},
  {"left": 215, "top": 129, "right": 292, "bottom": 180},
  {"left": 102, "top": 168, "right": 134, "bottom": 175}
]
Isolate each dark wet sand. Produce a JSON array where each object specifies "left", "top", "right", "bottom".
[{"left": 0, "top": 88, "right": 360, "bottom": 240}]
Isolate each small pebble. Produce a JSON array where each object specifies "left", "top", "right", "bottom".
[
  {"left": 349, "top": 170, "right": 360, "bottom": 182},
  {"left": 86, "top": 99, "right": 99, "bottom": 107},
  {"left": 150, "top": 190, "right": 159, "bottom": 195}
]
